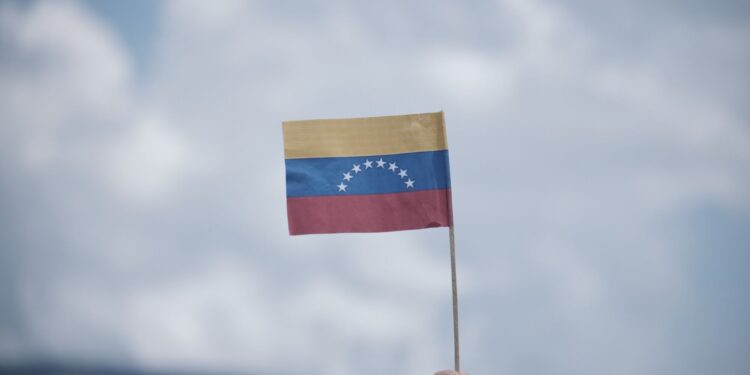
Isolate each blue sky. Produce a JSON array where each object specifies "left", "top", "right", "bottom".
[
  {"left": 83, "top": 0, "right": 158, "bottom": 78},
  {"left": 1, "top": 1, "right": 749, "bottom": 374}
]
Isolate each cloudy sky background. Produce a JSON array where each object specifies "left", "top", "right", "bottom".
[{"left": 1, "top": 0, "right": 749, "bottom": 374}]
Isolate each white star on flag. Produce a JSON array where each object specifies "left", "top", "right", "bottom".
[
  {"left": 398, "top": 169, "right": 408, "bottom": 179},
  {"left": 404, "top": 178, "right": 415, "bottom": 188},
  {"left": 388, "top": 162, "right": 398, "bottom": 171},
  {"left": 364, "top": 160, "right": 373, "bottom": 169},
  {"left": 352, "top": 164, "right": 362, "bottom": 173},
  {"left": 337, "top": 182, "right": 348, "bottom": 192},
  {"left": 343, "top": 172, "right": 353, "bottom": 181},
  {"left": 376, "top": 158, "right": 386, "bottom": 168}
]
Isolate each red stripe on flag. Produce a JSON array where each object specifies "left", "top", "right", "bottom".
[{"left": 287, "top": 189, "right": 452, "bottom": 235}]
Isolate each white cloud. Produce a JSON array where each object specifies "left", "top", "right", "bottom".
[
  {"left": 106, "top": 112, "right": 190, "bottom": 202},
  {"left": 0, "top": 1, "right": 132, "bottom": 169},
  {"left": 420, "top": 49, "right": 517, "bottom": 109}
]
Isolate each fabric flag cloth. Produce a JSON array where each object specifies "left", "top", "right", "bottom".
[{"left": 283, "top": 112, "right": 453, "bottom": 235}]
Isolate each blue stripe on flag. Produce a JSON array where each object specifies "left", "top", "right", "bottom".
[{"left": 285, "top": 150, "right": 450, "bottom": 197}]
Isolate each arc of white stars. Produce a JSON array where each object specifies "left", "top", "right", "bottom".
[{"left": 336, "top": 156, "right": 416, "bottom": 192}]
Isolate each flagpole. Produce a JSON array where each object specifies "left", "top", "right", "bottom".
[{"left": 449, "top": 225, "right": 461, "bottom": 372}]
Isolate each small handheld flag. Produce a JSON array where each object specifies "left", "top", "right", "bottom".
[
  {"left": 282, "top": 111, "right": 462, "bottom": 372},
  {"left": 282, "top": 111, "right": 452, "bottom": 235}
]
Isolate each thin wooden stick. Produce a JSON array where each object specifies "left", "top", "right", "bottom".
[{"left": 449, "top": 225, "right": 460, "bottom": 372}]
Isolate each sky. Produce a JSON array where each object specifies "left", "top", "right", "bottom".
[{"left": 1, "top": 0, "right": 749, "bottom": 374}]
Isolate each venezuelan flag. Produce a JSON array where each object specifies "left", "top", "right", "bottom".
[{"left": 282, "top": 112, "right": 453, "bottom": 235}]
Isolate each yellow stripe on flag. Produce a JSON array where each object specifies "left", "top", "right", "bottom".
[{"left": 283, "top": 112, "right": 447, "bottom": 159}]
